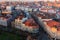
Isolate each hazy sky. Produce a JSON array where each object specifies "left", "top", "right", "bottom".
[{"left": 0, "top": 0, "right": 59, "bottom": 2}]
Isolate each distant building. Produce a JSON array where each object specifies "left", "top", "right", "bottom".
[{"left": 0, "top": 0, "right": 60, "bottom": 2}]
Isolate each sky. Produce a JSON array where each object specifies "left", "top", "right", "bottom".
[{"left": 0, "top": 0, "right": 59, "bottom": 2}]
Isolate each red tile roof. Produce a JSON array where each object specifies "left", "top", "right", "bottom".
[{"left": 24, "top": 18, "right": 39, "bottom": 28}]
